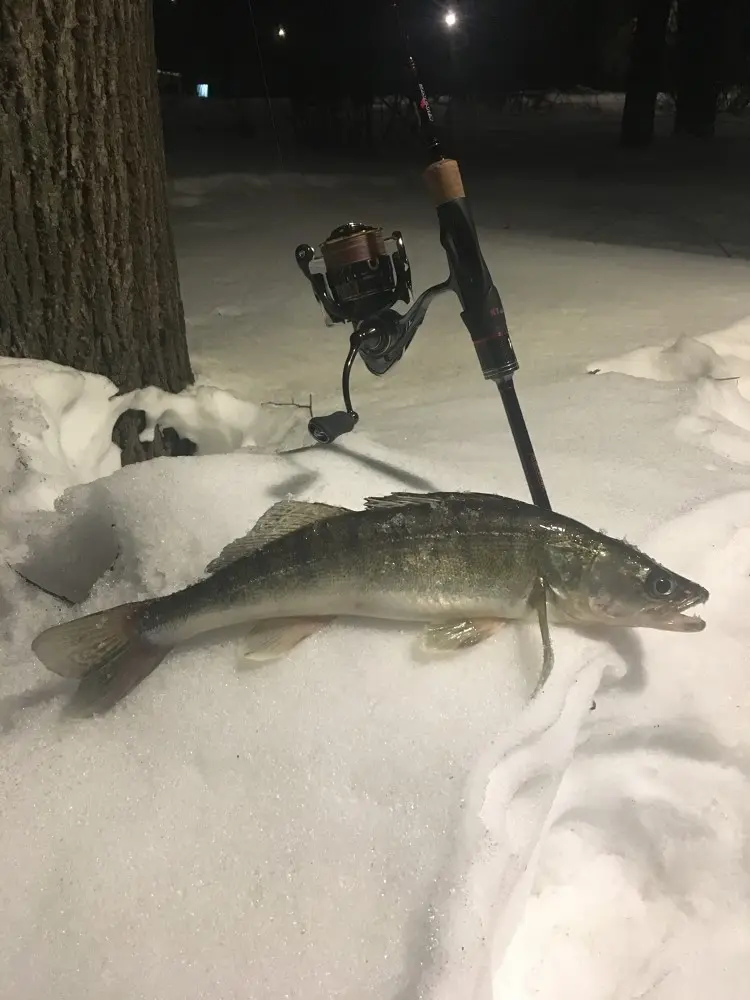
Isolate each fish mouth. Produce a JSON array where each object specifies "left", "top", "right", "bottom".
[{"left": 648, "top": 587, "right": 709, "bottom": 633}]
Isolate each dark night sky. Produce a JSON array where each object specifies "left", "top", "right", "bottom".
[
  {"left": 152, "top": 0, "right": 582, "bottom": 97},
  {"left": 154, "top": 0, "right": 394, "bottom": 94},
  {"left": 154, "top": 1, "right": 750, "bottom": 101}
]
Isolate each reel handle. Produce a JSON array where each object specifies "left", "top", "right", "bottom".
[{"left": 308, "top": 410, "right": 359, "bottom": 445}]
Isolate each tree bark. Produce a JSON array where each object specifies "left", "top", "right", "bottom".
[
  {"left": 620, "top": 0, "right": 673, "bottom": 147},
  {"left": 673, "top": 0, "right": 731, "bottom": 139},
  {"left": 0, "top": 0, "right": 193, "bottom": 461}
]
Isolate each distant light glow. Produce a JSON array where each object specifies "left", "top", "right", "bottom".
[
  {"left": 276, "top": 25, "right": 286, "bottom": 38},
  {"left": 196, "top": 83, "right": 209, "bottom": 99},
  {"left": 444, "top": 9, "right": 458, "bottom": 28}
]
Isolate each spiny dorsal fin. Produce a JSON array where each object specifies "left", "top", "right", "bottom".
[
  {"left": 364, "top": 492, "right": 444, "bottom": 510},
  {"left": 205, "top": 499, "right": 350, "bottom": 575}
]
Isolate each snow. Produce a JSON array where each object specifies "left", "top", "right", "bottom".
[
  {"left": 590, "top": 317, "right": 750, "bottom": 467},
  {"left": 0, "top": 357, "right": 309, "bottom": 514},
  {"left": 3, "top": 107, "right": 750, "bottom": 1000}
]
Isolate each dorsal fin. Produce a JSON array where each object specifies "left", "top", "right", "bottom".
[
  {"left": 364, "top": 492, "right": 442, "bottom": 510},
  {"left": 205, "top": 499, "right": 350, "bottom": 575},
  {"left": 364, "top": 491, "right": 500, "bottom": 510}
]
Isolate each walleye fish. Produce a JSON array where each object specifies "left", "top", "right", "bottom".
[{"left": 31, "top": 491, "right": 709, "bottom": 711}]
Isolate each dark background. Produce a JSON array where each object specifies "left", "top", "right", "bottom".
[
  {"left": 153, "top": 0, "right": 750, "bottom": 155},
  {"left": 152, "top": 0, "right": 749, "bottom": 99}
]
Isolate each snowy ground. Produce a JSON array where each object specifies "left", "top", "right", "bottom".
[{"left": 2, "top": 107, "right": 750, "bottom": 999}]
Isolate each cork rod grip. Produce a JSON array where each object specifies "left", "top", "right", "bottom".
[{"left": 423, "top": 159, "right": 465, "bottom": 205}]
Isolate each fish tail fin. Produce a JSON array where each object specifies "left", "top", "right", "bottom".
[{"left": 32, "top": 601, "right": 172, "bottom": 711}]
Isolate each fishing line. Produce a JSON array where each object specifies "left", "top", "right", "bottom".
[{"left": 245, "top": 0, "right": 285, "bottom": 169}]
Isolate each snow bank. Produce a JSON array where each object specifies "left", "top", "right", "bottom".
[
  {"left": 588, "top": 315, "right": 750, "bottom": 383},
  {"left": 0, "top": 358, "right": 122, "bottom": 514},
  {"left": 589, "top": 315, "right": 750, "bottom": 465},
  {"left": 0, "top": 358, "right": 309, "bottom": 506},
  {"left": 120, "top": 383, "right": 310, "bottom": 454},
  {"left": 0, "top": 358, "right": 311, "bottom": 597}
]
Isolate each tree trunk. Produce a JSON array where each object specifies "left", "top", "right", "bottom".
[
  {"left": 620, "top": 0, "right": 673, "bottom": 147},
  {"left": 0, "top": 0, "right": 194, "bottom": 462},
  {"left": 673, "top": 0, "right": 731, "bottom": 139}
]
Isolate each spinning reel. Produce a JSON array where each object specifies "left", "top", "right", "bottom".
[{"left": 295, "top": 221, "right": 451, "bottom": 444}]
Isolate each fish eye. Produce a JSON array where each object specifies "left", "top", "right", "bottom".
[{"left": 645, "top": 570, "right": 676, "bottom": 599}]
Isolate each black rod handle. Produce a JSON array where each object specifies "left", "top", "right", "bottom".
[{"left": 424, "top": 159, "right": 550, "bottom": 509}]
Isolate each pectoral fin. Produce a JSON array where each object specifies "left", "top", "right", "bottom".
[
  {"left": 529, "top": 577, "right": 555, "bottom": 697},
  {"left": 241, "top": 617, "right": 334, "bottom": 662},
  {"left": 419, "top": 618, "right": 506, "bottom": 654}
]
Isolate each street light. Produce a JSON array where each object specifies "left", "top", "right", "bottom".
[
  {"left": 444, "top": 9, "right": 457, "bottom": 28},
  {"left": 276, "top": 25, "right": 286, "bottom": 39}
]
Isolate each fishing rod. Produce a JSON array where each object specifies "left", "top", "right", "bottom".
[{"left": 294, "top": 0, "right": 550, "bottom": 512}]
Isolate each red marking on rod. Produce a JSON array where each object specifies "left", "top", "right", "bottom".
[{"left": 473, "top": 331, "right": 508, "bottom": 346}]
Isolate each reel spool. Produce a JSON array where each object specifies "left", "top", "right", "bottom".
[{"left": 295, "top": 222, "right": 412, "bottom": 326}]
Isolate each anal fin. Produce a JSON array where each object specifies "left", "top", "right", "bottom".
[{"left": 241, "top": 617, "right": 333, "bottom": 663}]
